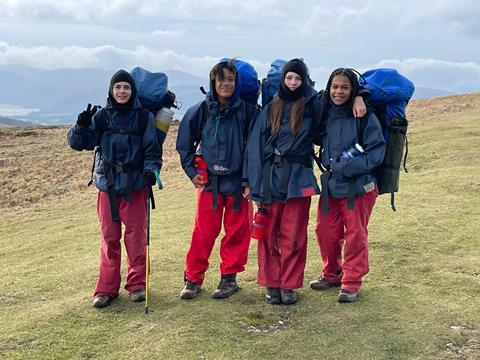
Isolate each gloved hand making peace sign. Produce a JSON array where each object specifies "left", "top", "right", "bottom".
[{"left": 76, "top": 103, "right": 101, "bottom": 127}]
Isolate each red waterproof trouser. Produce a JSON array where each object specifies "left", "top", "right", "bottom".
[
  {"left": 184, "top": 188, "right": 252, "bottom": 285},
  {"left": 315, "top": 189, "right": 378, "bottom": 292},
  {"left": 94, "top": 188, "right": 147, "bottom": 297},
  {"left": 257, "top": 197, "right": 311, "bottom": 289}
]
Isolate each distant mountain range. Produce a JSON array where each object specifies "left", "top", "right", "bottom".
[
  {"left": 0, "top": 64, "right": 459, "bottom": 126},
  {"left": 411, "top": 86, "right": 454, "bottom": 99},
  {"left": 0, "top": 115, "right": 36, "bottom": 127},
  {"left": 0, "top": 65, "right": 208, "bottom": 125}
]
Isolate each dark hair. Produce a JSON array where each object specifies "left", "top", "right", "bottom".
[
  {"left": 209, "top": 59, "right": 237, "bottom": 82},
  {"left": 324, "top": 68, "right": 360, "bottom": 114}
]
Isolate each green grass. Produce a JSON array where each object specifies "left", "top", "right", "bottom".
[{"left": 1, "top": 96, "right": 480, "bottom": 359}]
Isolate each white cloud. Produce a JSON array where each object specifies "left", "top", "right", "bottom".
[
  {"left": 151, "top": 30, "right": 185, "bottom": 40},
  {"left": 396, "top": 0, "right": 480, "bottom": 36},
  {"left": 0, "top": 0, "right": 291, "bottom": 23},
  {"left": 0, "top": 0, "right": 139, "bottom": 22},
  {"left": 0, "top": 41, "right": 218, "bottom": 76},
  {"left": 215, "top": 25, "right": 238, "bottom": 33},
  {"left": 298, "top": 5, "right": 368, "bottom": 38},
  {"left": 375, "top": 58, "right": 480, "bottom": 92}
]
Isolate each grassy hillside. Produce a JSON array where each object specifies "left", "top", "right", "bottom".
[{"left": 0, "top": 93, "right": 479, "bottom": 359}]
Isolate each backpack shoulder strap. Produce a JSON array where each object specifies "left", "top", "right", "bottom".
[
  {"left": 243, "top": 101, "right": 258, "bottom": 140},
  {"left": 138, "top": 107, "right": 152, "bottom": 135},
  {"left": 194, "top": 100, "right": 208, "bottom": 149},
  {"left": 96, "top": 108, "right": 110, "bottom": 134}
]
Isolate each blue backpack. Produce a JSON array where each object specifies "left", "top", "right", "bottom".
[
  {"left": 261, "top": 59, "right": 287, "bottom": 108},
  {"left": 358, "top": 68, "right": 415, "bottom": 210},
  {"left": 130, "top": 67, "right": 177, "bottom": 114},
  {"left": 130, "top": 67, "right": 177, "bottom": 148}
]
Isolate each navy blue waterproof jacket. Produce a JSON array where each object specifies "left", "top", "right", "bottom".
[
  {"left": 244, "top": 85, "right": 323, "bottom": 203},
  {"left": 67, "top": 97, "right": 161, "bottom": 194},
  {"left": 322, "top": 103, "right": 385, "bottom": 198},
  {"left": 176, "top": 88, "right": 257, "bottom": 195}
]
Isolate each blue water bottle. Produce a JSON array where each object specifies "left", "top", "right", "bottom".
[{"left": 341, "top": 143, "right": 364, "bottom": 160}]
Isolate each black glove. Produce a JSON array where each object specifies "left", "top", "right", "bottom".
[
  {"left": 144, "top": 171, "right": 156, "bottom": 187},
  {"left": 77, "top": 104, "right": 101, "bottom": 127}
]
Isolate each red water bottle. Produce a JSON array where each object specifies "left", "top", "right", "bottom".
[
  {"left": 251, "top": 206, "right": 271, "bottom": 240},
  {"left": 193, "top": 155, "right": 208, "bottom": 184}
]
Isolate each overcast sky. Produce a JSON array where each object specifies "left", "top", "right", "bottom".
[{"left": 0, "top": 0, "right": 479, "bottom": 92}]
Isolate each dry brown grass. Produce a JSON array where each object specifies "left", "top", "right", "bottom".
[
  {"left": 0, "top": 124, "right": 183, "bottom": 209},
  {"left": 407, "top": 92, "right": 480, "bottom": 122}
]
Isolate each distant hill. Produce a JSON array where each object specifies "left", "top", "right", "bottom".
[
  {"left": 0, "top": 65, "right": 208, "bottom": 125},
  {"left": 412, "top": 86, "right": 454, "bottom": 100},
  {"left": 0, "top": 116, "right": 35, "bottom": 127},
  {"left": 0, "top": 64, "right": 471, "bottom": 125}
]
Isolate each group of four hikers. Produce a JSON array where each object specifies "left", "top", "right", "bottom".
[{"left": 67, "top": 58, "right": 386, "bottom": 308}]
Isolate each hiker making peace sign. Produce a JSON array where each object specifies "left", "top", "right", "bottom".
[{"left": 67, "top": 70, "right": 161, "bottom": 308}]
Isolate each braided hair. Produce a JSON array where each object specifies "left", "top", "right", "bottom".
[{"left": 324, "top": 68, "right": 360, "bottom": 115}]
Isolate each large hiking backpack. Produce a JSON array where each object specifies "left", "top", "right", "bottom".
[
  {"left": 260, "top": 58, "right": 316, "bottom": 108},
  {"left": 130, "top": 67, "right": 177, "bottom": 113},
  {"left": 130, "top": 67, "right": 177, "bottom": 146},
  {"left": 358, "top": 68, "right": 415, "bottom": 211},
  {"left": 261, "top": 59, "right": 287, "bottom": 108}
]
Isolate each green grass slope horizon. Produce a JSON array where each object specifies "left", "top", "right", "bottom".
[{"left": 0, "top": 93, "right": 479, "bottom": 359}]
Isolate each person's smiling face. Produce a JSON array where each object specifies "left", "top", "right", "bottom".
[
  {"left": 329, "top": 75, "right": 352, "bottom": 106},
  {"left": 113, "top": 81, "right": 132, "bottom": 104}
]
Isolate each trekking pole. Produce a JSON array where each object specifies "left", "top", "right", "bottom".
[
  {"left": 145, "top": 187, "right": 152, "bottom": 314},
  {"left": 145, "top": 172, "right": 161, "bottom": 314}
]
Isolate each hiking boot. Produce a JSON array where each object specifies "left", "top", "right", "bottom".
[
  {"left": 212, "top": 274, "right": 239, "bottom": 299},
  {"left": 180, "top": 280, "right": 201, "bottom": 300},
  {"left": 92, "top": 294, "right": 113, "bottom": 308},
  {"left": 309, "top": 277, "right": 341, "bottom": 291},
  {"left": 265, "top": 288, "right": 281, "bottom": 305},
  {"left": 280, "top": 289, "right": 298, "bottom": 305},
  {"left": 130, "top": 289, "right": 146, "bottom": 302},
  {"left": 337, "top": 289, "right": 358, "bottom": 303}
]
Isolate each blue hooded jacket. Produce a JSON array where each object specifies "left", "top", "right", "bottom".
[
  {"left": 322, "top": 103, "right": 386, "bottom": 198},
  {"left": 244, "top": 85, "right": 324, "bottom": 203},
  {"left": 176, "top": 64, "right": 257, "bottom": 195},
  {"left": 67, "top": 96, "right": 162, "bottom": 194}
]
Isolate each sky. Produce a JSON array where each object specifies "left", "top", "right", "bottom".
[{"left": 0, "top": 0, "right": 479, "bottom": 93}]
